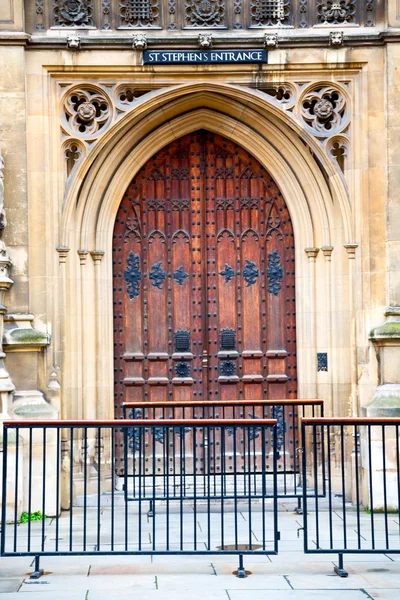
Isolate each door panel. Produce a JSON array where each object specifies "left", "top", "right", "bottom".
[{"left": 113, "top": 130, "right": 297, "bottom": 475}]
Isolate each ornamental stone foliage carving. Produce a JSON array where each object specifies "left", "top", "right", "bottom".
[
  {"left": 62, "top": 86, "right": 112, "bottom": 140},
  {"left": 53, "top": 0, "right": 94, "bottom": 27},
  {"left": 120, "top": 0, "right": 160, "bottom": 27},
  {"left": 299, "top": 84, "right": 348, "bottom": 137},
  {"left": 317, "top": 1, "right": 356, "bottom": 25},
  {"left": 185, "top": 0, "right": 225, "bottom": 27}
]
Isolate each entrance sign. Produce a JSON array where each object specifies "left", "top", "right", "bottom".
[{"left": 143, "top": 49, "right": 267, "bottom": 65}]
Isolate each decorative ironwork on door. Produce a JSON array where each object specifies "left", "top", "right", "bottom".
[{"left": 113, "top": 130, "right": 297, "bottom": 473}]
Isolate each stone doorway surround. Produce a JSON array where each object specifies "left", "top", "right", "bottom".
[{"left": 55, "top": 79, "right": 357, "bottom": 430}]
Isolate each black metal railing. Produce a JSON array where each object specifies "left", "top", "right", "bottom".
[
  {"left": 1, "top": 418, "right": 278, "bottom": 578},
  {"left": 123, "top": 399, "right": 324, "bottom": 503},
  {"left": 302, "top": 418, "right": 400, "bottom": 577}
]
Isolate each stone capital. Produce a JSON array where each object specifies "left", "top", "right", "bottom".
[
  {"left": 90, "top": 250, "right": 105, "bottom": 264},
  {"left": 56, "top": 246, "right": 70, "bottom": 264},
  {"left": 304, "top": 247, "right": 319, "bottom": 261},
  {"left": 344, "top": 243, "right": 358, "bottom": 259},
  {"left": 321, "top": 246, "right": 334, "bottom": 261},
  {"left": 78, "top": 249, "right": 89, "bottom": 266}
]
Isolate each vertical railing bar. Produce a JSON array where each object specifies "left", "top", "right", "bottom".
[
  {"left": 382, "top": 425, "right": 389, "bottom": 549},
  {"left": 13, "top": 426, "right": 19, "bottom": 553},
  {"left": 179, "top": 425, "right": 184, "bottom": 552},
  {"left": 321, "top": 403, "right": 326, "bottom": 497},
  {"left": 69, "top": 427, "right": 73, "bottom": 552},
  {"left": 302, "top": 421, "right": 308, "bottom": 552},
  {"left": 207, "top": 424, "right": 211, "bottom": 552},
  {"left": 320, "top": 415, "right": 326, "bottom": 499},
  {"left": 97, "top": 427, "right": 101, "bottom": 552},
  {"left": 83, "top": 427, "right": 87, "bottom": 552},
  {"left": 193, "top": 425, "right": 197, "bottom": 551},
  {"left": 166, "top": 421, "right": 170, "bottom": 552},
  {"left": 368, "top": 424, "right": 375, "bottom": 549},
  {"left": 138, "top": 425, "right": 142, "bottom": 552},
  {"left": 124, "top": 425, "right": 128, "bottom": 552},
  {"left": 292, "top": 403, "right": 297, "bottom": 497},
  {"left": 152, "top": 426, "right": 157, "bottom": 552},
  {"left": 396, "top": 425, "right": 400, "bottom": 539},
  {"left": 340, "top": 424, "right": 347, "bottom": 550},
  {"left": 283, "top": 406, "right": 287, "bottom": 496},
  {"left": 354, "top": 425, "right": 361, "bottom": 550},
  {"left": 41, "top": 428, "right": 46, "bottom": 553},
  {"left": 1, "top": 425, "right": 8, "bottom": 556},
  {"left": 261, "top": 424, "right": 266, "bottom": 551},
  {"left": 247, "top": 425, "right": 252, "bottom": 550},
  {"left": 273, "top": 422, "right": 278, "bottom": 554},
  {"left": 312, "top": 424, "right": 319, "bottom": 549},
  {"left": 55, "top": 428, "right": 60, "bottom": 553},
  {"left": 233, "top": 424, "right": 238, "bottom": 550},
  {"left": 111, "top": 427, "right": 115, "bottom": 552},
  {"left": 28, "top": 427, "right": 33, "bottom": 554},
  {"left": 327, "top": 425, "right": 333, "bottom": 549},
  {"left": 220, "top": 426, "right": 225, "bottom": 551}
]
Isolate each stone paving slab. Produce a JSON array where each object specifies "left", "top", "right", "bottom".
[
  {"left": 227, "top": 591, "right": 369, "bottom": 600},
  {"left": 0, "top": 582, "right": 22, "bottom": 594},
  {"left": 366, "top": 591, "right": 400, "bottom": 599},
  {"left": 155, "top": 573, "right": 290, "bottom": 590}
]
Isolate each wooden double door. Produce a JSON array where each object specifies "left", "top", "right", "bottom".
[{"left": 113, "top": 130, "right": 297, "bottom": 466}]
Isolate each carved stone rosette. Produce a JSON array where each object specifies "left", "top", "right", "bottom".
[
  {"left": 298, "top": 84, "right": 349, "bottom": 137},
  {"left": 62, "top": 86, "right": 113, "bottom": 140}
]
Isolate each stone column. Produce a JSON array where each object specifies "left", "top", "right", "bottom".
[
  {"left": 304, "top": 247, "right": 319, "bottom": 399},
  {"left": 364, "top": 306, "right": 400, "bottom": 416},
  {"left": 360, "top": 307, "right": 400, "bottom": 510}
]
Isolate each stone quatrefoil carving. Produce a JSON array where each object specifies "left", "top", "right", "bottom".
[
  {"left": 63, "top": 87, "right": 112, "bottom": 138},
  {"left": 60, "top": 80, "right": 350, "bottom": 177},
  {"left": 299, "top": 85, "right": 348, "bottom": 137}
]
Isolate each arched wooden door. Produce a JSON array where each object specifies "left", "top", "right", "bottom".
[{"left": 113, "top": 131, "right": 296, "bottom": 466}]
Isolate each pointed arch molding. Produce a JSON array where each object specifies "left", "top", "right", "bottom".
[
  {"left": 58, "top": 82, "right": 354, "bottom": 421},
  {"left": 61, "top": 82, "right": 352, "bottom": 252}
]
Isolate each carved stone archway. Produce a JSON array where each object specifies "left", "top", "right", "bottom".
[{"left": 59, "top": 83, "right": 353, "bottom": 425}]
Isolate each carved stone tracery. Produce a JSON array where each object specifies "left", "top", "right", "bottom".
[
  {"left": 250, "top": 0, "right": 289, "bottom": 26},
  {"left": 300, "top": 85, "right": 348, "bottom": 137},
  {"left": 63, "top": 87, "right": 112, "bottom": 138},
  {"left": 120, "top": 0, "right": 160, "bottom": 27}
]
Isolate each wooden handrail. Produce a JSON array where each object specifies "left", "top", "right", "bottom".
[
  {"left": 4, "top": 419, "right": 277, "bottom": 427},
  {"left": 123, "top": 399, "right": 323, "bottom": 408}
]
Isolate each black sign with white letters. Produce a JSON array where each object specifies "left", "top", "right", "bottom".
[{"left": 143, "top": 49, "right": 268, "bottom": 65}]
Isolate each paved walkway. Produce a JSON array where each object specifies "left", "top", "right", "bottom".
[{"left": 1, "top": 506, "right": 399, "bottom": 600}]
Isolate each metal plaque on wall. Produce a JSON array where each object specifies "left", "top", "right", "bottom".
[{"left": 143, "top": 49, "right": 268, "bottom": 65}]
